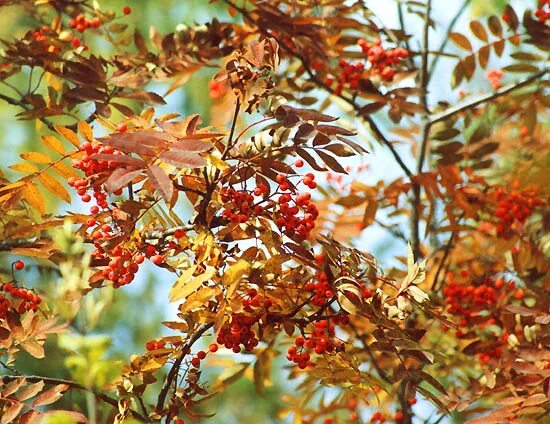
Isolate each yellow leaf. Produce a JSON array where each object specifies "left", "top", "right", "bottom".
[
  {"left": 0, "top": 180, "right": 26, "bottom": 193},
  {"left": 41, "top": 135, "right": 65, "bottom": 155},
  {"left": 22, "top": 183, "right": 45, "bottom": 215},
  {"left": 38, "top": 173, "right": 71, "bottom": 203},
  {"left": 21, "top": 339, "right": 45, "bottom": 358},
  {"left": 20, "top": 152, "right": 51, "bottom": 164},
  {"left": 169, "top": 265, "right": 216, "bottom": 302},
  {"left": 51, "top": 161, "right": 79, "bottom": 179},
  {"left": 208, "top": 154, "right": 229, "bottom": 171},
  {"left": 222, "top": 259, "right": 250, "bottom": 298},
  {"left": 54, "top": 125, "right": 80, "bottom": 147},
  {"left": 9, "top": 163, "right": 39, "bottom": 173},
  {"left": 141, "top": 357, "right": 167, "bottom": 372},
  {"left": 77, "top": 121, "right": 94, "bottom": 142}
]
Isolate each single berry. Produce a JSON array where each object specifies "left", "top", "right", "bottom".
[
  {"left": 14, "top": 260, "right": 25, "bottom": 271},
  {"left": 151, "top": 255, "right": 164, "bottom": 265}
]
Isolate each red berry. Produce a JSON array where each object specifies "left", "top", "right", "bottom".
[
  {"left": 71, "top": 37, "right": 81, "bottom": 49},
  {"left": 123, "top": 6, "right": 132, "bottom": 15},
  {"left": 173, "top": 229, "right": 186, "bottom": 238},
  {"left": 14, "top": 260, "right": 25, "bottom": 271},
  {"left": 134, "top": 254, "right": 145, "bottom": 265},
  {"left": 117, "top": 122, "right": 127, "bottom": 133},
  {"left": 209, "top": 343, "right": 218, "bottom": 353},
  {"left": 294, "top": 159, "right": 304, "bottom": 168},
  {"left": 151, "top": 255, "right": 164, "bottom": 265}
]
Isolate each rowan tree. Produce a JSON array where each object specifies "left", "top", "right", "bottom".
[{"left": 0, "top": 1, "right": 548, "bottom": 424}]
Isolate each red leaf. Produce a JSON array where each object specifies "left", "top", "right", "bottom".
[
  {"left": 147, "top": 165, "right": 174, "bottom": 202},
  {"left": 105, "top": 168, "right": 143, "bottom": 193},
  {"left": 160, "top": 151, "right": 206, "bottom": 168}
]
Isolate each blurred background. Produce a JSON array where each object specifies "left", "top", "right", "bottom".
[{"left": 0, "top": 0, "right": 532, "bottom": 422}]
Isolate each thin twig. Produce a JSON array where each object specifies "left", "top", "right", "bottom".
[
  {"left": 429, "top": 68, "right": 548, "bottom": 125},
  {"left": 410, "top": 0, "right": 433, "bottom": 261},
  {"left": 155, "top": 323, "right": 214, "bottom": 414},
  {"left": 427, "top": 0, "right": 472, "bottom": 81}
]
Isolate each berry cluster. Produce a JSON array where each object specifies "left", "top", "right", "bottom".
[
  {"left": 330, "top": 60, "right": 365, "bottom": 94},
  {"left": 68, "top": 15, "right": 101, "bottom": 33},
  {"left": 274, "top": 173, "right": 319, "bottom": 239},
  {"left": 221, "top": 172, "right": 319, "bottom": 240},
  {"left": 492, "top": 187, "right": 545, "bottom": 238},
  {"left": 70, "top": 141, "right": 124, "bottom": 209},
  {"left": 304, "top": 271, "right": 372, "bottom": 308},
  {"left": 31, "top": 26, "right": 62, "bottom": 54},
  {"left": 485, "top": 69, "right": 504, "bottom": 90},
  {"left": 286, "top": 317, "right": 347, "bottom": 368},
  {"left": 369, "top": 411, "right": 386, "bottom": 423},
  {"left": 145, "top": 340, "right": 166, "bottom": 351},
  {"left": 221, "top": 188, "right": 260, "bottom": 223},
  {"left": 90, "top": 227, "right": 185, "bottom": 287},
  {"left": 241, "top": 287, "right": 273, "bottom": 313},
  {"left": 67, "top": 14, "right": 101, "bottom": 50},
  {"left": 97, "top": 244, "right": 142, "bottom": 288},
  {"left": 358, "top": 39, "right": 409, "bottom": 81},
  {"left": 0, "top": 278, "right": 41, "bottom": 319},
  {"left": 216, "top": 312, "right": 260, "bottom": 353},
  {"left": 322, "top": 40, "right": 408, "bottom": 95},
  {"left": 534, "top": 0, "right": 550, "bottom": 22},
  {"left": 190, "top": 343, "right": 218, "bottom": 368},
  {"left": 444, "top": 272, "right": 508, "bottom": 325},
  {"left": 304, "top": 271, "right": 334, "bottom": 307}
]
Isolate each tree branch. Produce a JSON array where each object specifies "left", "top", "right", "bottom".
[
  {"left": 1, "top": 375, "right": 149, "bottom": 422},
  {"left": 410, "top": 0, "right": 433, "bottom": 261},
  {"left": 0, "top": 93, "right": 56, "bottom": 131},
  {"left": 429, "top": 68, "right": 548, "bottom": 125},
  {"left": 155, "top": 323, "right": 214, "bottom": 414}
]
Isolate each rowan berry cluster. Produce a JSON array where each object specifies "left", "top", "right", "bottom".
[
  {"left": 369, "top": 411, "right": 387, "bottom": 423},
  {"left": 274, "top": 173, "right": 319, "bottom": 239},
  {"left": 221, "top": 188, "right": 259, "bottom": 223},
  {"left": 534, "top": 0, "right": 550, "bottom": 22},
  {"left": 145, "top": 340, "right": 166, "bottom": 351},
  {"left": 67, "top": 14, "right": 101, "bottom": 50},
  {"left": 0, "top": 280, "right": 41, "bottom": 318},
  {"left": 90, "top": 226, "right": 185, "bottom": 287},
  {"left": 31, "top": 26, "right": 62, "bottom": 53},
  {"left": 485, "top": 69, "right": 504, "bottom": 90},
  {"left": 216, "top": 312, "right": 260, "bottom": 353},
  {"left": 444, "top": 272, "right": 507, "bottom": 326},
  {"left": 492, "top": 187, "right": 545, "bottom": 238},
  {"left": 478, "top": 343, "right": 504, "bottom": 365},
  {"left": 358, "top": 39, "right": 409, "bottom": 81},
  {"left": 70, "top": 142, "right": 124, "bottom": 209},
  {"left": 97, "top": 244, "right": 141, "bottom": 288},
  {"left": 221, "top": 172, "right": 319, "bottom": 240},
  {"left": 287, "top": 317, "right": 347, "bottom": 368},
  {"left": 330, "top": 60, "right": 365, "bottom": 94},
  {"left": 68, "top": 15, "right": 102, "bottom": 33},
  {"left": 304, "top": 271, "right": 334, "bottom": 307},
  {"left": 322, "top": 40, "right": 408, "bottom": 94}
]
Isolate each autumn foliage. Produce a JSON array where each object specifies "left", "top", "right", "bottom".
[{"left": 0, "top": 1, "right": 549, "bottom": 424}]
